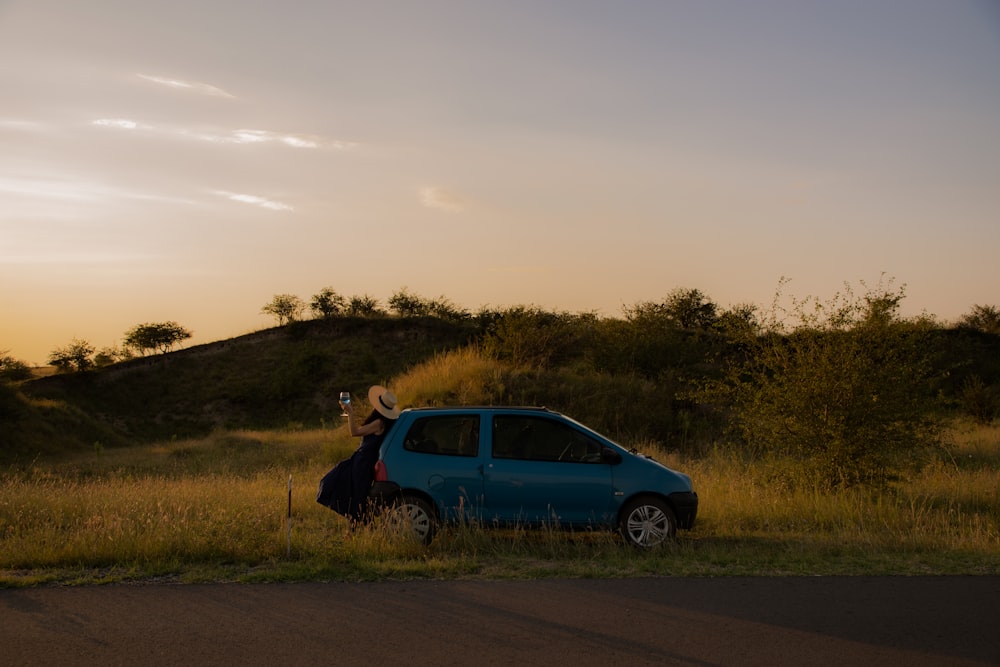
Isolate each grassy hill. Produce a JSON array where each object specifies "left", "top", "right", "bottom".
[
  {"left": 4, "top": 317, "right": 477, "bottom": 462},
  {"left": 4, "top": 308, "right": 998, "bottom": 467}
]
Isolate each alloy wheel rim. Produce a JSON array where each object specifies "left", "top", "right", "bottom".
[
  {"left": 626, "top": 505, "right": 668, "bottom": 547},
  {"left": 395, "top": 503, "right": 430, "bottom": 541}
]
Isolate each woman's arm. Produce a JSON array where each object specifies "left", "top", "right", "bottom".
[{"left": 343, "top": 403, "right": 383, "bottom": 437}]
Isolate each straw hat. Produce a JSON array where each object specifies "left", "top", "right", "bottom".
[{"left": 368, "top": 385, "right": 400, "bottom": 419}]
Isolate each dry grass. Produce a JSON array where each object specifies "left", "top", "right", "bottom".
[
  {"left": 392, "top": 346, "right": 506, "bottom": 407},
  {"left": 1, "top": 420, "right": 997, "bottom": 586}
]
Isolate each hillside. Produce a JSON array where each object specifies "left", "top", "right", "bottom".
[
  {"left": 4, "top": 309, "right": 998, "bottom": 466},
  {"left": 5, "top": 317, "right": 477, "bottom": 461}
]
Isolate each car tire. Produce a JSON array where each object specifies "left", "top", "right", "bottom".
[
  {"left": 389, "top": 494, "right": 438, "bottom": 545},
  {"left": 619, "top": 496, "right": 677, "bottom": 548}
]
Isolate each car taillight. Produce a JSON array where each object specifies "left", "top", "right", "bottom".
[{"left": 374, "top": 460, "right": 388, "bottom": 482}]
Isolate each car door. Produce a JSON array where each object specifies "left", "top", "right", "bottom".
[
  {"left": 483, "top": 413, "right": 615, "bottom": 526},
  {"left": 396, "top": 413, "right": 485, "bottom": 521}
]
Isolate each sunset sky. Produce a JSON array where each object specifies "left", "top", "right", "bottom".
[{"left": 2, "top": 1, "right": 999, "bottom": 365}]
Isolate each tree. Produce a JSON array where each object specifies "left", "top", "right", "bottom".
[
  {"left": 663, "top": 288, "right": 718, "bottom": 329},
  {"left": 388, "top": 287, "right": 469, "bottom": 321},
  {"left": 123, "top": 322, "right": 192, "bottom": 356},
  {"left": 715, "top": 279, "right": 941, "bottom": 489},
  {"left": 48, "top": 338, "right": 95, "bottom": 373},
  {"left": 94, "top": 346, "right": 132, "bottom": 367},
  {"left": 261, "top": 294, "right": 306, "bottom": 325},
  {"left": 427, "top": 295, "right": 469, "bottom": 322},
  {"left": 957, "top": 304, "right": 1000, "bottom": 335},
  {"left": 713, "top": 303, "right": 759, "bottom": 338},
  {"left": 625, "top": 288, "right": 719, "bottom": 330},
  {"left": 388, "top": 287, "right": 429, "bottom": 317},
  {"left": 310, "top": 287, "right": 346, "bottom": 319},
  {"left": 346, "top": 294, "right": 384, "bottom": 317},
  {"left": 0, "top": 351, "right": 32, "bottom": 382},
  {"left": 613, "top": 289, "right": 722, "bottom": 381}
]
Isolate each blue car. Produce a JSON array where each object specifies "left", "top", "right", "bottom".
[{"left": 370, "top": 407, "right": 697, "bottom": 547}]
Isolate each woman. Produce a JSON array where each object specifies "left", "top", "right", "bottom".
[{"left": 316, "top": 385, "right": 401, "bottom": 523}]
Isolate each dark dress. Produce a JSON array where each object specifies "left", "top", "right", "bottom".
[{"left": 316, "top": 425, "right": 388, "bottom": 522}]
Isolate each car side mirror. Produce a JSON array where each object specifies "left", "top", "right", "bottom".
[{"left": 601, "top": 446, "right": 623, "bottom": 465}]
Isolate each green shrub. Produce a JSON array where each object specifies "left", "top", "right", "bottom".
[
  {"left": 960, "top": 376, "right": 997, "bottom": 425},
  {"left": 714, "top": 279, "right": 943, "bottom": 489},
  {"left": 480, "top": 307, "right": 597, "bottom": 369}
]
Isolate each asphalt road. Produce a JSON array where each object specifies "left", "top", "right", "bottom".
[{"left": 1, "top": 577, "right": 997, "bottom": 666}]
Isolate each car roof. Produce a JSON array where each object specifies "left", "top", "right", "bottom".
[{"left": 399, "top": 406, "right": 559, "bottom": 415}]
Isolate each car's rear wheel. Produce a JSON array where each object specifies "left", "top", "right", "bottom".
[
  {"left": 619, "top": 496, "right": 677, "bottom": 548},
  {"left": 387, "top": 494, "right": 438, "bottom": 545}
]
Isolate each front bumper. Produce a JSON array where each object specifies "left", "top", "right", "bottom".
[{"left": 669, "top": 491, "right": 698, "bottom": 530}]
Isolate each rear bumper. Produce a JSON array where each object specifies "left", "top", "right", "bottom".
[
  {"left": 669, "top": 491, "right": 698, "bottom": 530},
  {"left": 369, "top": 481, "right": 403, "bottom": 505}
]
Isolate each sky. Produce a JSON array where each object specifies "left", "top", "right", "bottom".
[{"left": 2, "top": 1, "right": 999, "bottom": 365}]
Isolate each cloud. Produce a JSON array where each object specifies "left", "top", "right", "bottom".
[
  {"left": 0, "top": 176, "right": 202, "bottom": 209},
  {"left": 92, "top": 118, "right": 142, "bottom": 130},
  {"left": 214, "top": 190, "right": 294, "bottom": 211},
  {"left": 193, "top": 128, "right": 353, "bottom": 149},
  {"left": 419, "top": 187, "right": 465, "bottom": 212},
  {"left": 0, "top": 176, "right": 102, "bottom": 202},
  {"left": 137, "top": 74, "right": 236, "bottom": 99},
  {"left": 91, "top": 118, "right": 352, "bottom": 150},
  {"left": 0, "top": 118, "right": 44, "bottom": 132}
]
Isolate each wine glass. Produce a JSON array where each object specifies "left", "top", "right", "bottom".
[{"left": 339, "top": 391, "right": 350, "bottom": 417}]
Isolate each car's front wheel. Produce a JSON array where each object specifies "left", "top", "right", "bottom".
[
  {"left": 387, "top": 494, "right": 438, "bottom": 545},
  {"left": 619, "top": 496, "right": 677, "bottom": 548}
]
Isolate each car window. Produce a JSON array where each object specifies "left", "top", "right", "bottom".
[
  {"left": 491, "top": 415, "right": 604, "bottom": 463},
  {"left": 402, "top": 415, "right": 480, "bottom": 457}
]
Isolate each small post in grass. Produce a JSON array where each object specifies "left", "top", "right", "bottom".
[{"left": 286, "top": 475, "right": 292, "bottom": 558}]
